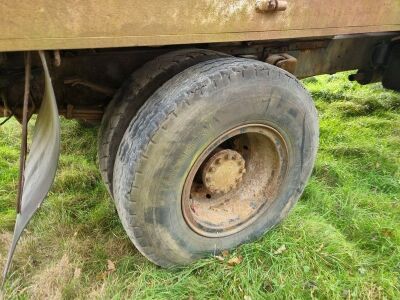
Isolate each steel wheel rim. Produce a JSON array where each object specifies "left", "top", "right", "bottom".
[{"left": 182, "top": 124, "right": 289, "bottom": 237}]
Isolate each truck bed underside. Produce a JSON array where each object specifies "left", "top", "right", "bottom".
[{"left": 1, "top": 33, "right": 399, "bottom": 122}]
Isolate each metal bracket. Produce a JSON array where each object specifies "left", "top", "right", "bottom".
[
  {"left": 266, "top": 53, "right": 298, "bottom": 74},
  {"left": 256, "top": 0, "right": 288, "bottom": 12}
]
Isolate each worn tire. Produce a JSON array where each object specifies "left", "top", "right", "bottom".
[
  {"left": 98, "top": 49, "right": 229, "bottom": 195},
  {"left": 113, "top": 58, "right": 319, "bottom": 266}
]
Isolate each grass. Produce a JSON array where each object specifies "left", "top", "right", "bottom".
[{"left": 0, "top": 72, "right": 399, "bottom": 299}]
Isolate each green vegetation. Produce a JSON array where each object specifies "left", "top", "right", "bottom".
[{"left": 0, "top": 72, "right": 399, "bottom": 299}]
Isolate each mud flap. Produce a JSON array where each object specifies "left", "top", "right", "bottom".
[{"left": 2, "top": 51, "right": 60, "bottom": 285}]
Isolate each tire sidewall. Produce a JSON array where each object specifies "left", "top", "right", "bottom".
[{"left": 122, "top": 67, "right": 318, "bottom": 263}]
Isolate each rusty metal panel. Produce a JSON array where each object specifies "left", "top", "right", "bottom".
[{"left": 0, "top": 0, "right": 399, "bottom": 51}]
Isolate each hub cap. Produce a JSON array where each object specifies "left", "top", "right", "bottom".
[{"left": 202, "top": 149, "right": 246, "bottom": 194}]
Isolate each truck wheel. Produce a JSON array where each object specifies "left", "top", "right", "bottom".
[
  {"left": 98, "top": 49, "right": 229, "bottom": 196},
  {"left": 113, "top": 58, "right": 319, "bottom": 266}
]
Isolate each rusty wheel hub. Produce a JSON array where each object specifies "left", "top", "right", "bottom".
[
  {"left": 202, "top": 149, "right": 246, "bottom": 194},
  {"left": 182, "top": 124, "right": 289, "bottom": 237}
]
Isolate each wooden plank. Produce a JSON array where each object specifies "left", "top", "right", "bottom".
[{"left": 1, "top": 0, "right": 400, "bottom": 51}]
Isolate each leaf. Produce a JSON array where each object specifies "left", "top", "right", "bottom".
[
  {"left": 221, "top": 250, "right": 229, "bottom": 257},
  {"left": 274, "top": 245, "right": 287, "bottom": 255},
  {"left": 381, "top": 228, "right": 394, "bottom": 237},
  {"left": 215, "top": 255, "right": 225, "bottom": 262},
  {"left": 305, "top": 280, "right": 318, "bottom": 290},
  {"left": 358, "top": 267, "right": 367, "bottom": 275},
  {"left": 227, "top": 256, "right": 243, "bottom": 266},
  {"left": 244, "top": 296, "right": 252, "bottom": 300},
  {"left": 74, "top": 267, "right": 82, "bottom": 279},
  {"left": 97, "top": 259, "right": 117, "bottom": 281},
  {"left": 96, "top": 272, "right": 107, "bottom": 281},
  {"left": 316, "top": 243, "right": 324, "bottom": 252},
  {"left": 107, "top": 259, "right": 116, "bottom": 273}
]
